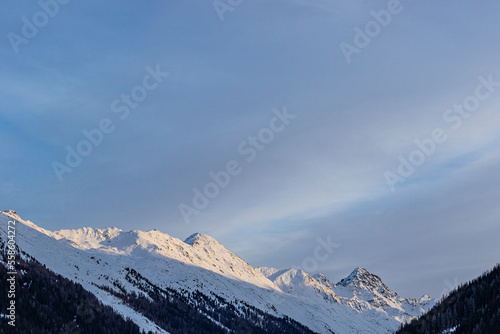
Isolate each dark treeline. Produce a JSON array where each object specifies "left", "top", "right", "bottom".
[
  {"left": 396, "top": 264, "right": 500, "bottom": 334},
  {"left": 0, "top": 254, "right": 142, "bottom": 334},
  {"left": 97, "top": 267, "right": 319, "bottom": 334}
]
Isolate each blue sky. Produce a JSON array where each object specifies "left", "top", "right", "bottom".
[{"left": 1, "top": 0, "right": 500, "bottom": 298}]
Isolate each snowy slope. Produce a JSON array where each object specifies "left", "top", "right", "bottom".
[
  {"left": 258, "top": 266, "right": 436, "bottom": 333},
  {"left": 258, "top": 267, "right": 342, "bottom": 304},
  {"left": 333, "top": 268, "right": 435, "bottom": 322},
  {"left": 52, "top": 226, "right": 278, "bottom": 290},
  {"left": 334, "top": 267, "right": 436, "bottom": 323},
  {"left": 0, "top": 210, "right": 169, "bottom": 334},
  {"left": 0, "top": 210, "right": 436, "bottom": 334}
]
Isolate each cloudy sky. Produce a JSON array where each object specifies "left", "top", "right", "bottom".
[{"left": 1, "top": 0, "right": 500, "bottom": 298}]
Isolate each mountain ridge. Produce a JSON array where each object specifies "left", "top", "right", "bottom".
[{"left": 0, "top": 210, "right": 436, "bottom": 333}]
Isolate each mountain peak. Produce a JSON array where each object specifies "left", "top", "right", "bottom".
[
  {"left": 183, "top": 232, "right": 202, "bottom": 245},
  {"left": 353, "top": 267, "right": 368, "bottom": 276},
  {"left": 336, "top": 267, "right": 402, "bottom": 303},
  {"left": 340, "top": 267, "right": 371, "bottom": 283},
  {"left": 337, "top": 267, "right": 386, "bottom": 289},
  {"left": 184, "top": 232, "right": 220, "bottom": 246},
  {"left": 1, "top": 210, "right": 438, "bottom": 334},
  {"left": 1, "top": 209, "right": 22, "bottom": 221}
]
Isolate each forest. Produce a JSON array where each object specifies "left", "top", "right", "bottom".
[
  {"left": 0, "top": 253, "right": 142, "bottom": 334},
  {"left": 396, "top": 264, "right": 500, "bottom": 334}
]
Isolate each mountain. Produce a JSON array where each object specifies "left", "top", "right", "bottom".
[
  {"left": 333, "top": 267, "right": 435, "bottom": 324},
  {"left": 396, "top": 264, "right": 500, "bottom": 334},
  {"left": 0, "top": 253, "right": 142, "bottom": 334},
  {"left": 258, "top": 266, "right": 436, "bottom": 331},
  {"left": 0, "top": 210, "right": 436, "bottom": 333}
]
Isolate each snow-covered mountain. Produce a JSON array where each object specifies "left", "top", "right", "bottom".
[
  {"left": 0, "top": 210, "right": 436, "bottom": 333},
  {"left": 257, "top": 266, "right": 436, "bottom": 332}
]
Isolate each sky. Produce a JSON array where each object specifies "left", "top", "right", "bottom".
[{"left": 1, "top": 0, "right": 500, "bottom": 298}]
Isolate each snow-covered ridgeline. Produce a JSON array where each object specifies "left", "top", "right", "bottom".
[{"left": 0, "top": 210, "right": 436, "bottom": 334}]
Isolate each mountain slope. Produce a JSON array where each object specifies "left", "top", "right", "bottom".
[
  {"left": 259, "top": 266, "right": 436, "bottom": 332},
  {"left": 0, "top": 210, "right": 315, "bottom": 334},
  {"left": 0, "top": 210, "right": 169, "bottom": 334},
  {"left": 0, "top": 210, "right": 436, "bottom": 333},
  {"left": 396, "top": 264, "right": 500, "bottom": 334},
  {"left": 333, "top": 267, "right": 434, "bottom": 323},
  {"left": 0, "top": 254, "right": 142, "bottom": 334},
  {"left": 52, "top": 225, "right": 278, "bottom": 291}
]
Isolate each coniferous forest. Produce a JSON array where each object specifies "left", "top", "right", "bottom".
[
  {"left": 0, "top": 255, "right": 142, "bottom": 334},
  {"left": 396, "top": 264, "right": 500, "bottom": 334},
  {"left": 97, "top": 267, "right": 318, "bottom": 334},
  {"left": 2, "top": 236, "right": 497, "bottom": 333},
  {"left": 0, "top": 252, "right": 317, "bottom": 334}
]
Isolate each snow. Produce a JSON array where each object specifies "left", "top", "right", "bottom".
[
  {"left": 0, "top": 211, "right": 169, "bottom": 334},
  {"left": 0, "top": 210, "right": 437, "bottom": 334},
  {"left": 440, "top": 326, "right": 458, "bottom": 333},
  {"left": 259, "top": 266, "right": 436, "bottom": 333}
]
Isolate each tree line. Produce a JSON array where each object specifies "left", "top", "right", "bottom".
[{"left": 396, "top": 264, "right": 500, "bottom": 334}]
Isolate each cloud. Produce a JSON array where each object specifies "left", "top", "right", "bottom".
[{"left": 1, "top": 0, "right": 500, "bottom": 298}]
